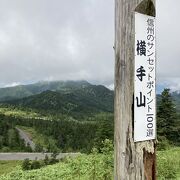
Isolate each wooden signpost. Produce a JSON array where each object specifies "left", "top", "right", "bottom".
[{"left": 114, "top": 0, "right": 156, "bottom": 179}]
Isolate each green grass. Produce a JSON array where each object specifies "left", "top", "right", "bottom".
[
  {"left": 0, "top": 154, "right": 113, "bottom": 180},
  {"left": 157, "top": 147, "right": 180, "bottom": 179},
  {"left": 0, "top": 161, "right": 21, "bottom": 176},
  {"left": 0, "top": 145, "right": 179, "bottom": 179},
  {"left": 0, "top": 107, "right": 45, "bottom": 119}
]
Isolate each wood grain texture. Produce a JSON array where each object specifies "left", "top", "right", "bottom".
[{"left": 114, "top": 0, "right": 156, "bottom": 180}]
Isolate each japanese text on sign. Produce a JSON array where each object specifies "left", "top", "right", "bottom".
[{"left": 134, "top": 12, "right": 156, "bottom": 142}]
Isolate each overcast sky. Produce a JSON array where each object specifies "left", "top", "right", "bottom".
[{"left": 0, "top": 0, "right": 179, "bottom": 92}]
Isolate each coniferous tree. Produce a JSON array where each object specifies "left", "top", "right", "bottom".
[{"left": 157, "top": 88, "right": 179, "bottom": 145}]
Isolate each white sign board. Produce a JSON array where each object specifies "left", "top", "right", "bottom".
[{"left": 134, "top": 12, "right": 156, "bottom": 142}]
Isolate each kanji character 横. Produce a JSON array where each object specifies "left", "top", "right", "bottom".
[{"left": 137, "top": 40, "right": 146, "bottom": 56}]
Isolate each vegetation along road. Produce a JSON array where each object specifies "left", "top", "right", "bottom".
[{"left": 16, "top": 127, "right": 35, "bottom": 151}]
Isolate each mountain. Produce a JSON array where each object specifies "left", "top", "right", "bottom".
[
  {"left": 172, "top": 91, "right": 180, "bottom": 113},
  {"left": 1, "top": 81, "right": 180, "bottom": 116},
  {"left": 1, "top": 81, "right": 114, "bottom": 118},
  {"left": 0, "top": 80, "right": 91, "bottom": 102}
]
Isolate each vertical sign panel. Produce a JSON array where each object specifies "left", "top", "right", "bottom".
[{"left": 134, "top": 12, "right": 156, "bottom": 142}]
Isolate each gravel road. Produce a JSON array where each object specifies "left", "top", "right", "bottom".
[
  {"left": 0, "top": 153, "right": 80, "bottom": 160},
  {"left": 0, "top": 128, "right": 80, "bottom": 161},
  {"left": 16, "top": 127, "right": 36, "bottom": 151}
]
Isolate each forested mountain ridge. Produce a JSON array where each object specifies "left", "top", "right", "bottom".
[
  {"left": 0, "top": 81, "right": 114, "bottom": 118},
  {"left": 0, "top": 82, "right": 180, "bottom": 153},
  {"left": 0, "top": 80, "right": 92, "bottom": 102},
  {"left": 1, "top": 81, "right": 180, "bottom": 116}
]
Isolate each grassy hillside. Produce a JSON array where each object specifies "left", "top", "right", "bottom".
[
  {"left": 0, "top": 145, "right": 179, "bottom": 180},
  {"left": 0, "top": 161, "right": 21, "bottom": 176},
  {"left": 0, "top": 107, "right": 44, "bottom": 119}
]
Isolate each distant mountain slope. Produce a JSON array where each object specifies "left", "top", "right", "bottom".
[
  {"left": 1, "top": 81, "right": 180, "bottom": 116},
  {"left": 0, "top": 81, "right": 91, "bottom": 102},
  {"left": 1, "top": 82, "right": 114, "bottom": 117},
  {"left": 172, "top": 91, "right": 180, "bottom": 113}
]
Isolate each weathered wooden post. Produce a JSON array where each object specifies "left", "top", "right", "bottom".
[{"left": 114, "top": 0, "right": 156, "bottom": 179}]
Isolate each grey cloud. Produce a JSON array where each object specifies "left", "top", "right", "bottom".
[
  {"left": 0, "top": 0, "right": 179, "bottom": 90},
  {"left": 0, "top": 0, "right": 114, "bottom": 87},
  {"left": 157, "top": 0, "right": 180, "bottom": 89}
]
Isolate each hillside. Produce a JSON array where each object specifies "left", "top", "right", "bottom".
[
  {"left": 0, "top": 82, "right": 114, "bottom": 118},
  {"left": 0, "top": 81, "right": 91, "bottom": 102},
  {"left": 1, "top": 81, "right": 180, "bottom": 119},
  {"left": 0, "top": 81, "right": 114, "bottom": 152}
]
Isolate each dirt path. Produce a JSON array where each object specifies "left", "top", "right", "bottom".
[{"left": 16, "top": 127, "right": 36, "bottom": 151}]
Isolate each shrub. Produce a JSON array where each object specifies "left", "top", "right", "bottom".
[
  {"left": 157, "top": 136, "right": 171, "bottom": 150},
  {"left": 31, "top": 160, "right": 41, "bottom": 170},
  {"left": 44, "top": 154, "right": 49, "bottom": 165},
  {"left": 22, "top": 158, "right": 31, "bottom": 170},
  {"left": 49, "top": 152, "right": 59, "bottom": 164}
]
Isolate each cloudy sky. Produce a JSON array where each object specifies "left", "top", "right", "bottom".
[{"left": 0, "top": 0, "right": 179, "bottom": 92}]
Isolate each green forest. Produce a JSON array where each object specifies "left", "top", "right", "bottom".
[{"left": 0, "top": 81, "right": 179, "bottom": 179}]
